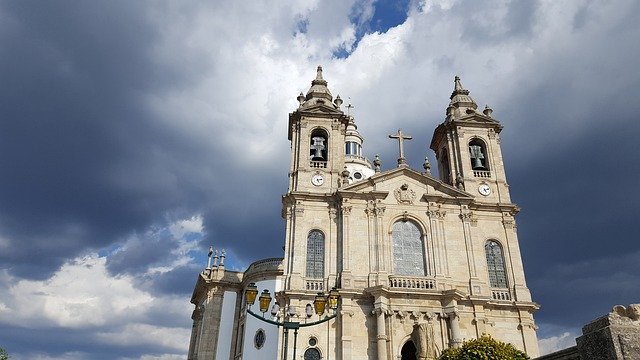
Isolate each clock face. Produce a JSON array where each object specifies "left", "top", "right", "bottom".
[
  {"left": 478, "top": 184, "right": 491, "bottom": 196},
  {"left": 311, "top": 174, "right": 324, "bottom": 186}
]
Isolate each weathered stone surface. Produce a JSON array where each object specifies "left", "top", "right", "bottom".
[{"left": 538, "top": 304, "right": 640, "bottom": 360}]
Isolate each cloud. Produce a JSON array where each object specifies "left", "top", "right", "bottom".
[
  {"left": 0, "top": 0, "right": 639, "bottom": 358},
  {"left": 0, "top": 254, "right": 191, "bottom": 359},
  {"left": 538, "top": 331, "right": 578, "bottom": 356}
]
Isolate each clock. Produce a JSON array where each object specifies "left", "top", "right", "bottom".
[
  {"left": 478, "top": 184, "right": 491, "bottom": 196},
  {"left": 311, "top": 174, "right": 324, "bottom": 186}
]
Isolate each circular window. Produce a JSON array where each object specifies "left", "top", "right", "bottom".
[
  {"left": 254, "top": 329, "right": 266, "bottom": 349},
  {"left": 353, "top": 172, "right": 362, "bottom": 179},
  {"left": 308, "top": 337, "right": 317, "bottom": 346},
  {"left": 304, "top": 347, "right": 321, "bottom": 360}
]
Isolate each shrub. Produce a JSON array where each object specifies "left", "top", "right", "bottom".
[{"left": 438, "top": 335, "right": 529, "bottom": 360}]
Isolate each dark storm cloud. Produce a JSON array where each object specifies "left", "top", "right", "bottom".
[
  {"left": 145, "top": 264, "right": 203, "bottom": 297},
  {"left": 106, "top": 234, "right": 180, "bottom": 276},
  {"left": 510, "top": 116, "right": 640, "bottom": 328},
  {"left": 0, "top": 1, "right": 218, "bottom": 279}
]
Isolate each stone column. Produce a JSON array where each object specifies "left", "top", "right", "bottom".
[
  {"left": 375, "top": 308, "right": 388, "bottom": 360},
  {"left": 340, "top": 204, "right": 352, "bottom": 287},
  {"left": 340, "top": 298, "right": 355, "bottom": 360},
  {"left": 446, "top": 310, "right": 462, "bottom": 348}
]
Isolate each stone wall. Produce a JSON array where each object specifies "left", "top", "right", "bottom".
[{"left": 537, "top": 304, "right": 640, "bottom": 360}]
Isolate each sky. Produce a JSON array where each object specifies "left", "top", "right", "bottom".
[{"left": 0, "top": 0, "right": 639, "bottom": 358}]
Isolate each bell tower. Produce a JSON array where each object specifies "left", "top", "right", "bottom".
[
  {"left": 430, "top": 76, "right": 512, "bottom": 204},
  {"left": 287, "top": 66, "right": 350, "bottom": 193}
]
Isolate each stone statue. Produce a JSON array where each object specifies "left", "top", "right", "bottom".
[{"left": 412, "top": 322, "right": 438, "bottom": 360}]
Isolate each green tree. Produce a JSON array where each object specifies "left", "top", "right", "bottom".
[
  {"left": 0, "top": 347, "right": 9, "bottom": 360},
  {"left": 438, "top": 335, "right": 529, "bottom": 360}
]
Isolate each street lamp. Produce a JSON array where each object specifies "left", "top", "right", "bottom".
[{"left": 244, "top": 283, "right": 340, "bottom": 360}]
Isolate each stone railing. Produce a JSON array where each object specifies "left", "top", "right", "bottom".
[
  {"left": 491, "top": 289, "right": 511, "bottom": 301},
  {"left": 305, "top": 279, "right": 324, "bottom": 291},
  {"left": 345, "top": 154, "right": 372, "bottom": 167},
  {"left": 389, "top": 276, "right": 437, "bottom": 290},
  {"left": 244, "top": 258, "right": 283, "bottom": 280},
  {"left": 473, "top": 170, "right": 491, "bottom": 178},
  {"left": 310, "top": 161, "right": 327, "bottom": 168}
]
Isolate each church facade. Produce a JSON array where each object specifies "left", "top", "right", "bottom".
[{"left": 188, "top": 67, "right": 539, "bottom": 359}]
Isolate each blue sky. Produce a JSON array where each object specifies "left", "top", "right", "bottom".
[{"left": 1, "top": 0, "right": 639, "bottom": 358}]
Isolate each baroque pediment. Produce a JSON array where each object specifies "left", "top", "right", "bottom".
[{"left": 338, "top": 167, "right": 473, "bottom": 204}]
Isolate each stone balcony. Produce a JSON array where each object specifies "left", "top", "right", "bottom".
[{"left": 389, "top": 275, "right": 437, "bottom": 290}]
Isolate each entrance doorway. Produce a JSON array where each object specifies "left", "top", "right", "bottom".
[{"left": 401, "top": 340, "right": 417, "bottom": 360}]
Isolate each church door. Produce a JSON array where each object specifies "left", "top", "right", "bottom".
[{"left": 401, "top": 340, "right": 417, "bottom": 360}]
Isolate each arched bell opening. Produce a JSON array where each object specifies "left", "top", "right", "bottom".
[
  {"left": 401, "top": 340, "right": 418, "bottom": 360},
  {"left": 310, "top": 128, "right": 329, "bottom": 162},
  {"left": 439, "top": 148, "right": 451, "bottom": 185},
  {"left": 468, "top": 138, "right": 489, "bottom": 170}
]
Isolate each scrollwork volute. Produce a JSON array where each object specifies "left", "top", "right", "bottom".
[{"left": 341, "top": 206, "right": 352, "bottom": 216}]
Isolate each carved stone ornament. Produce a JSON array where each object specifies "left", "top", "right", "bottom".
[
  {"left": 394, "top": 183, "right": 417, "bottom": 204},
  {"left": 612, "top": 304, "right": 640, "bottom": 321}
]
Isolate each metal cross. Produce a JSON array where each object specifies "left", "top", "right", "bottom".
[{"left": 388, "top": 129, "right": 412, "bottom": 166}]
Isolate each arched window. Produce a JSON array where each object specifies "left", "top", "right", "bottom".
[
  {"left": 306, "top": 230, "right": 324, "bottom": 278},
  {"left": 310, "top": 129, "right": 328, "bottom": 161},
  {"left": 304, "top": 348, "right": 321, "bottom": 360},
  {"left": 469, "top": 138, "right": 489, "bottom": 170},
  {"left": 440, "top": 148, "right": 451, "bottom": 184},
  {"left": 392, "top": 221, "right": 426, "bottom": 276},
  {"left": 485, "top": 240, "right": 508, "bottom": 288}
]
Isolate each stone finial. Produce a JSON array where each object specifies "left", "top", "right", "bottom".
[
  {"left": 374, "top": 154, "right": 381, "bottom": 173},
  {"left": 297, "top": 92, "right": 305, "bottom": 105},
  {"left": 449, "top": 76, "right": 476, "bottom": 112},
  {"left": 455, "top": 174, "right": 465, "bottom": 190},
  {"left": 340, "top": 167, "right": 350, "bottom": 188},
  {"left": 423, "top": 157, "right": 431, "bottom": 175},
  {"left": 219, "top": 249, "right": 226, "bottom": 267},
  {"left": 316, "top": 65, "right": 324, "bottom": 81},
  {"left": 483, "top": 104, "right": 493, "bottom": 117},
  {"left": 454, "top": 76, "right": 463, "bottom": 91},
  {"left": 334, "top": 94, "right": 343, "bottom": 107},
  {"left": 213, "top": 250, "right": 219, "bottom": 267},
  {"left": 206, "top": 245, "right": 213, "bottom": 269}
]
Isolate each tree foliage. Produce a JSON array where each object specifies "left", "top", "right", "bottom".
[
  {"left": 0, "top": 347, "right": 8, "bottom": 360},
  {"left": 438, "top": 335, "right": 529, "bottom": 360}
]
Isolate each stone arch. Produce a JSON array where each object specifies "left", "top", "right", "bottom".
[{"left": 400, "top": 339, "right": 418, "bottom": 360}]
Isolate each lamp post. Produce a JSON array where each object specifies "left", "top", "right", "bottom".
[{"left": 244, "top": 283, "right": 340, "bottom": 360}]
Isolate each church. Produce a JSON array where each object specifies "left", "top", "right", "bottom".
[{"left": 187, "top": 67, "right": 539, "bottom": 360}]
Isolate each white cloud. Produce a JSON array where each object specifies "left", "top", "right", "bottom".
[
  {"left": 0, "top": 253, "right": 192, "bottom": 357},
  {"left": 0, "top": 255, "right": 153, "bottom": 328},
  {"left": 95, "top": 323, "right": 189, "bottom": 349},
  {"left": 538, "top": 331, "right": 578, "bottom": 355}
]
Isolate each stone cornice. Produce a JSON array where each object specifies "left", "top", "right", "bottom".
[{"left": 468, "top": 202, "right": 520, "bottom": 214}]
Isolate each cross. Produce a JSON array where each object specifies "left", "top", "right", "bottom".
[{"left": 388, "top": 129, "right": 412, "bottom": 166}]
